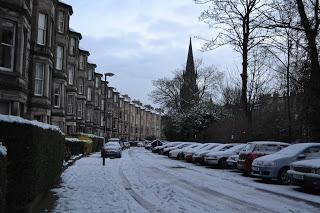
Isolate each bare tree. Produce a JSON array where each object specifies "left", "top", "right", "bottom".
[{"left": 194, "top": 0, "right": 269, "bottom": 137}]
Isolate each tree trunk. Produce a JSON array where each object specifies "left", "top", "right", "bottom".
[{"left": 286, "top": 37, "right": 292, "bottom": 143}]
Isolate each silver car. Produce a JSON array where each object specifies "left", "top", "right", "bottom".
[{"left": 252, "top": 143, "right": 320, "bottom": 184}]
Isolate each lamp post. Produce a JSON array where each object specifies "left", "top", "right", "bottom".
[{"left": 104, "top": 72, "right": 114, "bottom": 140}]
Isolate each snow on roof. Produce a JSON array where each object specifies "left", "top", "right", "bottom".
[
  {"left": 0, "top": 142, "right": 7, "bottom": 156},
  {"left": 248, "top": 141, "right": 290, "bottom": 145},
  {"left": 291, "top": 159, "right": 320, "bottom": 168},
  {"left": 276, "top": 143, "right": 320, "bottom": 156},
  {"left": 0, "top": 114, "right": 63, "bottom": 134}
]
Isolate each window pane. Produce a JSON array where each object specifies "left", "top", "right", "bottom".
[
  {"left": 0, "top": 45, "right": 12, "bottom": 69},
  {"left": 56, "top": 46, "right": 63, "bottom": 70},
  {"left": 35, "top": 63, "right": 44, "bottom": 96},
  {"left": 1, "top": 21, "right": 14, "bottom": 45},
  {"left": 37, "top": 13, "right": 46, "bottom": 45}
]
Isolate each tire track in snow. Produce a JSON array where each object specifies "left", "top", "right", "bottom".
[
  {"left": 126, "top": 149, "right": 276, "bottom": 213},
  {"left": 118, "top": 155, "right": 162, "bottom": 213}
]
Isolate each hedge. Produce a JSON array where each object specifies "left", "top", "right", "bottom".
[
  {"left": 0, "top": 151, "right": 6, "bottom": 213},
  {"left": 0, "top": 118, "right": 65, "bottom": 212}
]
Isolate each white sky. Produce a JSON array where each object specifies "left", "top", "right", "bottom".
[{"left": 63, "top": 0, "right": 241, "bottom": 105}]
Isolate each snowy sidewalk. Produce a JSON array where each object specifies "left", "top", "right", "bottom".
[{"left": 50, "top": 148, "right": 320, "bottom": 213}]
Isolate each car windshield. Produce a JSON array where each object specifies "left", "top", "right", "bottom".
[
  {"left": 254, "top": 144, "right": 285, "bottom": 153},
  {"left": 106, "top": 142, "right": 120, "bottom": 148},
  {"left": 242, "top": 144, "right": 255, "bottom": 152}
]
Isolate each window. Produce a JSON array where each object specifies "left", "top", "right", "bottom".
[
  {"left": 68, "top": 66, "right": 75, "bottom": 85},
  {"left": 34, "top": 63, "right": 45, "bottom": 96},
  {"left": 87, "top": 87, "right": 92, "bottom": 101},
  {"left": 100, "top": 114, "right": 104, "bottom": 127},
  {"left": 77, "top": 102, "right": 83, "bottom": 119},
  {"left": 37, "top": 13, "right": 47, "bottom": 45},
  {"left": 57, "top": 11, "right": 65, "bottom": 33},
  {"left": 95, "top": 94, "right": 99, "bottom": 107},
  {"left": 55, "top": 45, "right": 63, "bottom": 70},
  {"left": 101, "top": 99, "right": 104, "bottom": 110},
  {"left": 95, "top": 77, "right": 99, "bottom": 88},
  {"left": 69, "top": 37, "right": 76, "bottom": 55},
  {"left": 0, "top": 19, "right": 15, "bottom": 71},
  {"left": 79, "top": 55, "right": 85, "bottom": 70},
  {"left": 78, "top": 78, "right": 84, "bottom": 94},
  {"left": 113, "top": 95, "right": 117, "bottom": 103},
  {"left": 67, "top": 95, "right": 75, "bottom": 114},
  {"left": 88, "top": 69, "right": 92, "bottom": 80},
  {"left": 54, "top": 83, "right": 61, "bottom": 107}
]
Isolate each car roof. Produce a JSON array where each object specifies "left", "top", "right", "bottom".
[{"left": 248, "top": 141, "right": 290, "bottom": 145}]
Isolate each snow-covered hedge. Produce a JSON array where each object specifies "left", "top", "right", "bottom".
[{"left": 0, "top": 115, "right": 65, "bottom": 212}]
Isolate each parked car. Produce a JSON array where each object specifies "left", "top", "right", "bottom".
[
  {"left": 169, "top": 143, "right": 199, "bottom": 159},
  {"left": 101, "top": 142, "right": 122, "bottom": 158},
  {"left": 162, "top": 143, "right": 191, "bottom": 156},
  {"left": 158, "top": 142, "right": 182, "bottom": 155},
  {"left": 184, "top": 144, "right": 211, "bottom": 162},
  {"left": 237, "top": 141, "right": 290, "bottom": 174},
  {"left": 192, "top": 143, "right": 221, "bottom": 165},
  {"left": 288, "top": 159, "right": 320, "bottom": 190},
  {"left": 107, "top": 138, "right": 124, "bottom": 150},
  {"left": 137, "top": 141, "right": 144, "bottom": 147},
  {"left": 150, "top": 140, "right": 164, "bottom": 151},
  {"left": 123, "top": 142, "right": 130, "bottom": 149},
  {"left": 205, "top": 144, "right": 246, "bottom": 168},
  {"left": 252, "top": 143, "right": 320, "bottom": 184},
  {"left": 227, "top": 154, "right": 240, "bottom": 168}
]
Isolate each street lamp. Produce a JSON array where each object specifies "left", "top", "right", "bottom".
[{"left": 104, "top": 72, "right": 114, "bottom": 140}]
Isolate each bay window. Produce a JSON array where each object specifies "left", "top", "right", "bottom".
[
  {"left": 0, "top": 19, "right": 15, "bottom": 71},
  {"left": 87, "top": 87, "right": 92, "bottom": 101},
  {"left": 37, "top": 13, "right": 47, "bottom": 45},
  {"left": 57, "top": 11, "right": 65, "bottom": 33},
  {"left": 78, "top": 78, "right": 84, "bottom": 94},
  {"left": 68, "top": 66, "right": 75, "bottom": 85},
  {"left": 69, "top": 37, "right": 76, "bottom": 54},
  {"left": 34, "top": 63, "right": 45, "bottom": 96},
  {"left": 79, "top": 55, "right": 85, "bottom": 70},
  {"left": 54, "top": 83, "right": 62, "bottom": 107},
  {"left": 67, "top": 94, "right": 75, "bottom": 114},
  {"left": 55, "top": 45, "right": 63, "bottom": 70}
]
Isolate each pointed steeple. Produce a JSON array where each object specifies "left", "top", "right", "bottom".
[{"left": 180, "top": 37, "right": 199, "bottom": 111}]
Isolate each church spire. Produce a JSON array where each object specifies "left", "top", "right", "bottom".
[{"left": 180, "top": 37, "right": 199, "bottom": 111}]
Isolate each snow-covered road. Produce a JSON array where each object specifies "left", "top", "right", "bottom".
[{"left": 51, "top": 148, "right": 320, "bottom": 213}]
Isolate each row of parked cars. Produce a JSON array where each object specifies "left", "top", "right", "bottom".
[{"left": 147, "top": 140, "right": 320, "bottom": 190}]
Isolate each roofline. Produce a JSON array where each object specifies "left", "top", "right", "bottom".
[{"left": 57, "top": 1, "right": 73, "bottom": 15}]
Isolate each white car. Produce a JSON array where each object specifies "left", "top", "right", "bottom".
[
  {"left": 169, "top": 143, "right": 198, "bottom": 159},
  {"left": 192, "top": 143, "right": 221, "bottom": 164},
  {"left": 227, "top": 154, "right": 239, "bottom": 168},
  {"left": 205, "top": 144, "right": 246, "bottom": 168},
  {"left": 184, "top": 144, "right": 211, "bottom": 162},
  {"left": 162, "top": 143, "right": 192, "bottom": 156}
]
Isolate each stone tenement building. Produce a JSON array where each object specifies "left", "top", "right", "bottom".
[{"left": 0, "top": 0, "right": 161, "bottom": 140}]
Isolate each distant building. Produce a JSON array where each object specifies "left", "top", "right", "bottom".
[{"left": 0, "top": 0, "right": 161, "bottom": 139}]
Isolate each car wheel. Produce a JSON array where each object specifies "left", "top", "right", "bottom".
[
  {"left": 219, "top": 159, "right": 227, "bottom": 169},
  {"left": 278, "top": 167, "right": 290, "bottom": 184}
]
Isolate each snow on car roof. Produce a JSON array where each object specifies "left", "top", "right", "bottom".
[
  {"left": 275, "top": 143, "right": 320, "bottom": 156},
  {"left": 0, "top": 143, "right": 7, "bottom": 156},
  {"left": 291, "top": 159, "right": 320, "bottom": 168},
  {"left": 248, "top": 141, "right": 290, "bottom": 145},
  {"left": 0, "top": 114, "right": 63, "bottom": 134}
]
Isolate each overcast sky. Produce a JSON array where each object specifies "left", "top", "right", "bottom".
[{"left": 63, "top": 0, "right": 240, "bottom": 106}]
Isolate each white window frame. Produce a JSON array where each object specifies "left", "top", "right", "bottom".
[
  {"left": 53, "top": 83, "right": 61, "bottom": 107},
  {"left": 69, "top": 37, "right": 76, "bottom": 55},
  {"left": 57, "top": 11, "right": 65, "bottom": 33},
  {"left": 77, "top": 102, "right": 83, "bottom": 119},
  {"left": 0, "top": 19, "right": 15, "bottom": 71},
  {"left": 68, "top": 65, "right": 75, "bottom": 85},
  {"left": 79, "top": 55, "right": 85, "bottom": 70},
  {"left": 55, "top": 45, "right": 63, "bottom": 70},
  {"left": 34, "top": 63, "right": 45, "bottom": 96},
  {"left": 67, "top": 94, "right": 75, "bottom": 114},
  {"left": 87, "top": 87, "right": 92, "bottom": 101},
  {"left": 37, "top": 13, "right": 47, "bottom": 45},
  {"left": 78, "top": 78, "right": 84, "bottom": 94}
]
